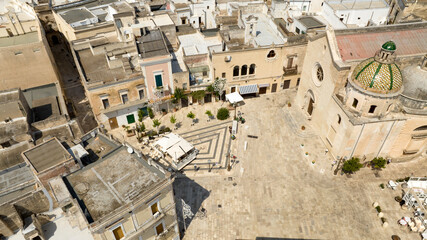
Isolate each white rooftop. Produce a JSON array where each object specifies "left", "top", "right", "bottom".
[
  {"left": 178, "top": 32, "right": 222, "bottom": 56},
  {"left": 243, "top": 13, "right": 285, "bottom": 47},
  {"left": 154, "top": 133, "right": 195, "bottom": 161},
  {"left": 132, "top": 14, "right": 174, "bottom": 29}
]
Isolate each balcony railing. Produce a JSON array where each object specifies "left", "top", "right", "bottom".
[{"left": 283, "top": 66, "right": 298, "bottom": 76}]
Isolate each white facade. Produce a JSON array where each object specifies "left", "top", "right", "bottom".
[{"left": 322, "top": 0, "right": 390, "bottom": 28}]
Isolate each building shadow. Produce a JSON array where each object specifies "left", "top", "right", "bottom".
[
  {"left": 256, "top": 238, "right": 321, "bottom": 240},
  {"left": 42, "top": 221, "right": 58, "bottom": 239},
  {"left": 173, "top": 176, "right": 210, "bottom": 238}
]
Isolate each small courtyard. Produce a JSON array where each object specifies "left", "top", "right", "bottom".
[{"left": 111, "top": 90, "right": 426, "bottom": 239}]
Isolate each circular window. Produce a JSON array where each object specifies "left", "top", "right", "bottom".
[{"left": 312, "top": 63, "right": 324, "bottom": 86}]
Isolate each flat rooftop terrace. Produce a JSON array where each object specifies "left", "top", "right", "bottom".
[
  {"left": 243, "top": 14, "right": 285, "bottom": 47},
  {"left": 326, "top": 0, "right": 388, "bottom": 10},
  {"left": 23, "top": 138, "right": 72, "bottom": 173},
  {"left": 67, "top": 146, "right": 165, "bottom": 223},
  {"left": 0, "top": 31, "right": 39, "bottom": 48}
]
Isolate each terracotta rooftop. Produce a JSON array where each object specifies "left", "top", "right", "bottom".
[{"left": 335, "top": 28, "right": 427, "bottom": 61}]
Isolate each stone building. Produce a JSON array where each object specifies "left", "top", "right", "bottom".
[
  {"left": 0, "top": 0, "right": 67, "bottom": 115},
  {"left": 295, "top": 22, "right": 427, "bottom": 161},
  {"left": 64, "top": 130, "right": 180, "bottom": 240}
]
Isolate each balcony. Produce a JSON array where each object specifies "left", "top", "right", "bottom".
[{"left": 283, "top": 66, "right": 298, "bottom": 76}]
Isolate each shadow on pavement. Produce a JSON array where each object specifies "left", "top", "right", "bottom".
[{"left": 173, "top": 175, "right": 210, "bottom": 238}]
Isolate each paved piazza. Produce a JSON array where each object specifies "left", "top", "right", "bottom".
[
  {"left": 174, "top": 90, "right": 427, "bottom": 240},
  {"left": 176, "top": 121, "right": 232, "bottom": 171}
]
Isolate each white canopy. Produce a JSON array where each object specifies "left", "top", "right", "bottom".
[
  {"left": 154, "top": 133, "right": 194, "bottom": 161},
  {"left": 226, "top": 92, "right": 244, "bottom": 104}
]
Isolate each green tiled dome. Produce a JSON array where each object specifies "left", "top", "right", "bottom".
[
  {"left": 382, "top": 41, "right": 396, "bottom": 51},
  {"left": 351, "top": 57, "right": 402, "bottom": 94}
]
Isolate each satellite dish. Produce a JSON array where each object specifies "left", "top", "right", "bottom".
[{"left": 127, "top": 147, "right": 134, "bottom": 154}]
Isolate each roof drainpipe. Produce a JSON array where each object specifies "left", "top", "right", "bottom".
[
  {"left": 42, "top": 187, "right": 54, "bottom": 212},
  {"left": 350, "top": 123, "right": 365, "bottom": 158},
  {"left": 376, "top": 120, "right": 396, "bottom": 158}
]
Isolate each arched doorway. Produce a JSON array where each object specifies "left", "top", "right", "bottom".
[{"left": 305, "top": 89, "right": 315, "bottom": 116}]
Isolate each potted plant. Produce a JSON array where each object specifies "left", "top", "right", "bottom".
[
  {"left": 379, "top": 183, "right": 385, "bottom": 189},
  {"left": 205, "top": 110, "right": 213, "bottom": 121},
  {"left": 152, "top": 119, "right": 161, "bottom": 136},
  {"left": 287, "top": 102, "right": 292, "bottom": 107},
  {"left": 122, "top": 125, "right": 135, "bottom": 137},
  {"left": 148, "top": 107, "right": 154, "bottom": 119},
  {"left": 170, "top": 115, "right": 177, "bottom": 129},
  {"left": 301, "top": 125, "right": 306, "bottom": 130},
  {"left": 187, "top": 111, "right": 195, "bottom": 125}
]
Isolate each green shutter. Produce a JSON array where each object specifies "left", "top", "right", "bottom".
[
  {"left": 155, "top": 74, "right": 163, "bottom": 87},
  {"left": 126, "top": 114, "right": 135, "bottom": 124}
]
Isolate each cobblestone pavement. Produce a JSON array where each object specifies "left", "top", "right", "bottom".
[{"left": 174, "top": 90, "right": 427, "bottom": 240}]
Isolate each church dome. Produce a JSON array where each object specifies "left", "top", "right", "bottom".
[{"left": 350, "top": 41, "right": 403, "bottom": 94}]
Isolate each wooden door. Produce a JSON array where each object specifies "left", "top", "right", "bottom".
[
  {"left": 112, "top": 226, "right": 124, "bottom": 240},
  {"left": 283, "top": 80, "right": 291, "bottom": 89},
  {"left": 287, "top": 57, "right": 293, "bottom": 68},
  {"left": 271, "top": 83, "right": 277, "bottom": 93},
  {"left": 259, "top": 87, "right": 267, "bottom": 94},
  {"left": 155, "top": 223, "right": 164, "bottom": 235},
  {"left": 109, "top": 117, "right": 118, "bottom": 129},
  {"left": 307, "top": 98, "right": 314, "bottom": 116},
  {"left": 231, "top": 87, "right": 236, "bottom": 93}
]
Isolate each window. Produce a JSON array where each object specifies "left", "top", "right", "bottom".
[
  {"left": 339, "top": 17, "right": 344, "bottom": 22},
  {"left": 352, "top": 98, "right": 358, "bottom": 108},
  {"left": 126, "top": 114, "right": 135, "bottom": 124},
  {"left": 33, "top": 48, "right": 40, "bottom": 52},
  {"left": 368, "top": 105, "right": 377, "bottom": 113},
  {"left": 295, "top": 27, "right": 300, "bottom": 34},
  {"left": 14, "top": 51, "right": 23, "bottom": 55},
  {"left": 182, "top": 83, "right": 187, "bottom": 89},
  {"left": 249, "top": 64, "right": 256, "bottom": 74},
  {"left": 222, "top": 72, "right": 226, "bottom": 78},
  {"left": 241, "top": 65, "right": 248, "bottom": 75},
  {"left": 112, "top": 225, "right": 125, "bottom": 240},
  {"left": 207, "top": 6, "right": 209, "bottom": 9},
  {"left": 283, "top": 80, "right": 291, "bottom": 89},
  {"left": 414, "top": 125, "right": 427, "bottom": 131},
  {"left": 138, "top": 89, "right": 144, "bottom": 100},
  {"left": 151, "top": 202, "right": 160, "bottom": 215},
  {"left": 155, "top": 74, "right": 163, "bottom": 87},
  {"left": 337, "top": 114, "right": 341, "bottom": 124},
  {"left": 316, "top": 65, "right": 323, "bottom": 81},
  {"left": 155, "top": 222, "right": 164, "bottom": 235},
  {"left": 203, "top": 71, "right": 207, "bottom": 77},
  {"left": 296, "top": 78, "right": 300, "bottom": 86},
  {"left": 233, "top": 66, "right": 239, "bottom": 76},
  {"left": 102, "top": 98, "right": 110, "bottom": 109},
  {"left": 181, "top": 17, "right": 186, "bottom": 24},
  {"left": 121, "top": 93, "right": 129, "bottom": 104},
  {"left": 267, "top": 50, "right": 276, "bottom": 58}
]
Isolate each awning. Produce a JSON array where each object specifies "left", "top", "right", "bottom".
[
  {"left": 239, "top": 84, "right": 258, "bottom": 95},
  {"left": 226, "top": 92, "right": 244, "bottom": 104},
  {"left": 258, "top": 83, "right": 270, "bottom": 88}
]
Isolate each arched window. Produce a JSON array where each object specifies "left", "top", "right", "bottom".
[
  {"left": 337, "top": 114, "right": 341, "bottom": 124},
  {"left": 241, "top": 65, "right": 248, "bottom": 75},
  {"left": 368, "top": 105, "right": 377, "bottom": 114},
  {"left": 249, "top": 64, "right": 256, "bottom": 74},
  {"left": 414, "top": 125, "right": 427, "bottom": 131},
  {"left": 267, "top": 50, "right": 276, "bottom": 58},
  {"left": 233, "top": 66, "right": 239, "bottom": 77}
]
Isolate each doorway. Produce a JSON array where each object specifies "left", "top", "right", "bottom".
[
  {"left": 271, "top": 83, "right": 277, "bottom": 93},
  {"left": 204, "top": 93, "right": 212, "bottom": 103},
  {"left": 259, "top": 87, "right": 267, "bottom": 94},
  {"left": 283, "top": 80, "right": 291, "bottom": 89},
  {"left": 307, "top": 98, "right": 314, "bottom": 116},
  {"left": 231, "top": 87, "right": 236, "bottom": 93},
  {"left": 109, "top": 117, "right": 119, "bottom": 129},
  {"left": 181, "top": 98, "right": 188, "bottom": 107}
]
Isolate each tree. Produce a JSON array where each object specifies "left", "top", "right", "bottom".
[
  {"left": 152, "top": 119, "right": 161, "bottom": 135},
  {"left": 191, "top": 90, "right": 205, "bottom": 102},
  {"left": 172, "top": 87, "right": 186, "bottom": 104},
  {"left": 170, "top": 115, "right": 176, "bottom": 124},
  {"left": 205, "top": 110, "right": 213, "bottom": 118},
  {"left": 216, "top": 108, "right": 229, "bottom": 120},
  {"left": 148, "top": 107, "right": 154, "bottom": 119},
  {"left": 187, "top": 111, "right": 195, "bottom": 119},
  {"left": 342, "top": 157, "right": 363, "bottom": 174},
  {"left": 371, "top": 157, "right": 387, "bottom": 169},
  {"left": 138, "top": 109, "right": 145, "bottom": 122}
]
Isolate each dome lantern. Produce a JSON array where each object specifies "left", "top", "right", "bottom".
[{"left": 350, "top": 41, "right": 402, "bottom": 95}]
